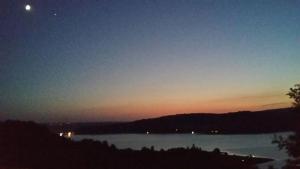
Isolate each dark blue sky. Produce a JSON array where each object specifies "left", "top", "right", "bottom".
[{"left": 1, "top": 0, "right": 300, "bottom": 122}]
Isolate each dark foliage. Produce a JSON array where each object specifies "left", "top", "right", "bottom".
[
  {"left": 273, "top": 130, "right": 300, "bottom": 169},
  {"left": 273, "top": 84, "right": 300, "bottom": 169},
  {"left": 287, "top": 84, "right": 300, "bottom": 109},
  {"left": 0, "top": 120, "right": 271, "bottom": 169}
]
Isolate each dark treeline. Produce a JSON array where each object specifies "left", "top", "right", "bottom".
[
  {"left": 53, "top": 108, "right": 299, "bottom": 134},
  {"left": 0, "top": 120, "right": 271, "bottom": 169}
]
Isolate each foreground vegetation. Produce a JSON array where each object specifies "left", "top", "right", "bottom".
[
  {"left": 0, "top": 120, "right": 271, "bottom": 169},
  {"left": 273, "top": 83, "right": 300, "bottom": 169}
]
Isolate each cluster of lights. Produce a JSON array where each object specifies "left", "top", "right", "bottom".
[
  {"left": 58, "top": 131, "right": 73, "bottom": 138},
  {"left": 211, "top": 130, "right": 219, "bottom": 134},
  {"left": 143, "top": 130, "right": 221, "bottom": 134}
]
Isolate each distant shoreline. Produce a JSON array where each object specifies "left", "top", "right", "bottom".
[
  {"left": 48, "top": 108, "right": 299, "bottom": 135},
  {"left": 0, "top": 120, "right": 273, "bottom": 169},
  {"left": 73, "top": 131, "right": 293, "bottom": 135}
]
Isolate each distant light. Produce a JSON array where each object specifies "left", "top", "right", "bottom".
[
  {"left": 211, "top": 130, "right": 219, "bottom": 134},
  {"left": 59, "top": 132, "right": 63, "bottom": 137},
  {"left": 175, "top": 129, "right": 178, "bottom": 132},
  {"left": 25, "top": 4, "right": 31, "bottom": 11},
  {"left": 146, "top": 131, "right": 150, "bottom": 134},
  {"left": 191, "top": 131, "right": 195, "bottom": 134},
  {"left": 67, "top": 131, "right": 72, "bottom": 138}
]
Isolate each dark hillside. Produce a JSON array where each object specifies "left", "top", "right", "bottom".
[{"left": 69, "top": 108, "right": 299, "bottom": 134}]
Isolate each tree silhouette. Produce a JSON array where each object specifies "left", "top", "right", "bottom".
[
  {"left": 274, "top": 83, "right": 300, "bottom": 169},
  {"left": 287, "top": 84, "right": 300, "bottom": 109}
]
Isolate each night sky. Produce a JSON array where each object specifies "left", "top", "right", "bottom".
[{"left": 0, "top": 0, "right": 299, "bottom": 122}]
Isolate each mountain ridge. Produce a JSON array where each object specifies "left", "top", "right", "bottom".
[{"left": 49, "top": 108, "right": 299, "bottom": 134}]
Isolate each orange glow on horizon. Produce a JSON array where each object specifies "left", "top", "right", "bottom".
[{"left": 73, "top": 91, "right": 291, "bottom": 121}]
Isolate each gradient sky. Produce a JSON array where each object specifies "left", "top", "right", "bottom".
[{"left": 0, "top": 0, "right": 299, "bottom": 122}]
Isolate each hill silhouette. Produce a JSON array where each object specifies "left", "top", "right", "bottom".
[{"left": 53, "top": 108, "right": 299, "bottom": 134}]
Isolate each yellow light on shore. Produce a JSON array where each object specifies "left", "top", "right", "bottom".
[{"left": 67, "top": 131, "right": 72, "bottom": 138}]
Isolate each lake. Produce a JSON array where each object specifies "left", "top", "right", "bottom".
[{"left": 73, "top": 132, "right": 291, "bottom": 168}]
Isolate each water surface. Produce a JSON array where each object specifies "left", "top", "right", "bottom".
[{"left": 74, "top": 132, "right": 291, "bottom": 168}]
